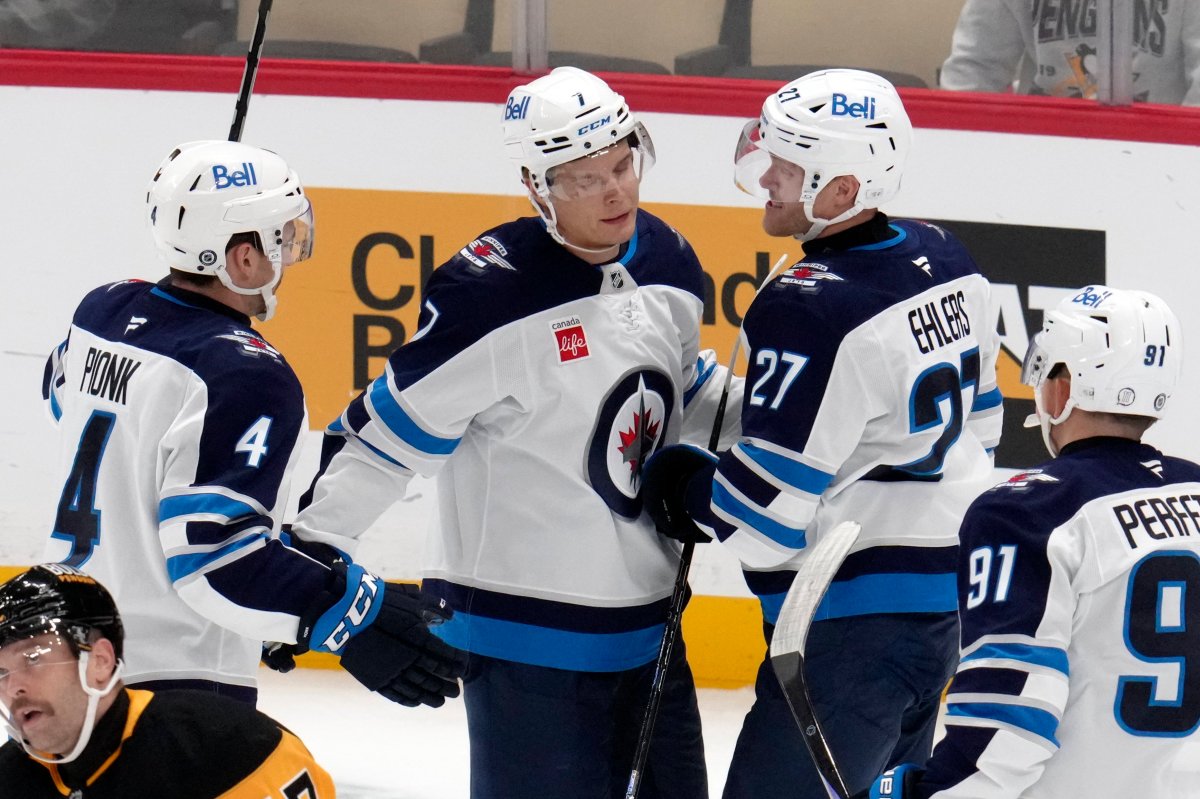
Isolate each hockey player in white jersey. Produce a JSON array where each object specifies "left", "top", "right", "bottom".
[
  {"left": 871, "top": 286, "right": 1200, "bottom": 799},
  {"left": 641, "top": 69, "right": 1004, "bottom": 798},
  {"left": 41, "top": 140, "right": 465, "bottom": 706},
  {"left": 292, "top": 67, "right": 738, "bottom": 798}
]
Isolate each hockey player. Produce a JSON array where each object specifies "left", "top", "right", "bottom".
[
  {"left": 871, "top": 286, "right": 1200, "bottom": 799},
  {"left": 41, "top": 140, "right": 465, "bottom": 706},
  {"left": 0, "top": 564, "right": 337, "bottom": 797},
  {"left": 291, "top": 66, "right": 739, "bottom": 798},
  {"left": 641, "top": 69, "right": 1004, "bottom": 798}
]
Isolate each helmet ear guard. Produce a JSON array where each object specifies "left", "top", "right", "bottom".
[{"left": 1021, "top": 285, "right": 1183, "bottom": 455}]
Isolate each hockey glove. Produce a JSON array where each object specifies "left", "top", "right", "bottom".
[
  {"left": 640, "top": 444, "right": 718, "bottom": 544},
  {"left": 298, "top": 563, "right": 468, "bottom": 708},
  {"left": 866, "top": 763, "right": 923, "bottom": 799}
]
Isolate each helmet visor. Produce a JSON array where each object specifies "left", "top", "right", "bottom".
[
  {"left": 1021, "top": 333, "right": 1051, "bottom": 389},
  {"left": 0, "top": 633, "right": 76, "bottom": 688},
  {"left": 545, "top": 133, "right": 654, "bottom": 202},
  {"left": 279, "top": 204, "right": 315, "bottom": 267},
  {"left": 734, "top": 119, "right": 772, "bottom": 199}
]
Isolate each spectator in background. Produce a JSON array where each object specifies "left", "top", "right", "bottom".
[
  {"left": 0, "top": 0, "right": 114, "bottom": 48},
  {"left": 941, "top": 0, "right": 1200, "bottom": 105}
]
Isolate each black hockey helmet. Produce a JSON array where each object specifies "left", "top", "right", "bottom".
[{"left": 0, "top": 565, "right": 124, "bottom": 660}]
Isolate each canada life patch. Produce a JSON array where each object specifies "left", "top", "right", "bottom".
[{"left": 551, "top": 316, "right": 590, "bottom": 363}]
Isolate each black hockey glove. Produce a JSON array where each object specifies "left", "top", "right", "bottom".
[
  {"left": 640, "top": 444, "right": 718, "bottom": 544},
  {"left": 297, "top": 563, "right": 468, "bottom": 708}
]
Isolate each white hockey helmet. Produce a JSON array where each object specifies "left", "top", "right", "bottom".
[
  {"left": 501, "top": 67, "right": 654, "bottom": 247},
  {"left": 734, "top": 69, "right": 912, "bottom": 241},
  {"left": 1021, "top": 285, "right": 1182, "bottom": 455},
  {"left": 146, "top": 140, "right": 314, "bottom": 321}
]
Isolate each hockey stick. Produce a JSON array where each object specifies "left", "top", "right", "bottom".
[
  {"left": 625, "top": 254, "right": 791, "bottom": 799},
  {"left": 769, "top": 520, "right": 863, "bottom": 799},
  {"left": 228, "top": 0, "right": 274, "bottom": 142}
]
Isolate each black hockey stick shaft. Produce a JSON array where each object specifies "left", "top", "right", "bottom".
[
  {"left": 626, "top": 256, "right": 789, "bottom": 798},
  {"left": 228, "top": 0, "right": 274, "bottom": 142},
  {"left": 624, "top": 538, "right": 695, "bottom": 799}
]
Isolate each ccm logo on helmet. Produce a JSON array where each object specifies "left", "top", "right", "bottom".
[
  {"left": 578, "top": 116, "right": 611, "bottom": 136},
  {"left": 212, "top": 162, "right": 259, "bottom": 189},
  {"left": 831, "top": 93, "right": 877, "bottom": 120},
  {"left": 504, "top": 95, "right": 530, "bottom": 121}
]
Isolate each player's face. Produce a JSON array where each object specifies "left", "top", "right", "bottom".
[
  {"left": 0, "top": 634, "right": 88, "bottom": 755},
  {"left": 757, "top": 155, "right": 845, "bottom": 238},
  {"left": 547, "top": 141, "right": 640, "bottom": 258}
]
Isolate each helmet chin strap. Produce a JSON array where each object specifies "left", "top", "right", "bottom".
[
  {"left": 793, "top": 196, "right": 865, "bottom": 243},
  {"left": 526, "top": 191, "right": 620, "bottom": 257},
  {"left": 3, "top": 655, "right": 124, "bottom": 766},
  {"left": 1023, "top": 390, "right": 1077, "bottom": 458},
  {"left": 215, "top": 261, "right": 282, "bottom": 322}
]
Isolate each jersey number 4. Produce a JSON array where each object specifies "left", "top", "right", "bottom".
[
  {"left": 1116, "top": 550, "right": 1200, "bottom": 737},
  {"left": 52, "top": 411, "right": 116, "bottom": 568}
]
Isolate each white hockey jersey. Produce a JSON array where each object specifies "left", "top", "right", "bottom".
[
  {"left": 687, "top": 215, "right": 1003, "bottom": 624},
  {"left": 295, "top": 211, "right": 739, "bottom": 672},
  {"left": 916, "top": 437, "right": 1200, "bottom": 799},
  {"left": 42, "top": 279, "right": 329, "bottom": 690}
]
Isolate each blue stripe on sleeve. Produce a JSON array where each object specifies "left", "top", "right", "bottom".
[
  {"left": 711, "top": 481, "right": 807, "bottom": 549},
  {"left": 738, "top": 443, "right": 834, "bottom": 495},
  {"left": 945, "top": 701, "right": 1060, "bottom": 747},
  {"left": 158, "top": 493, "right": 258, "bottom": 523},
  {"left": 50, "top": 391, "right": 62, "bottom": 421},
  {"left": 962, "top": 642, "right": 1070, "bottom": 676},
  {"left": 814, "top": 572, "right": 957, "bottom": 620},
  {"left": 166, "top": 532, "right": 268, "bottom": 583},
  {"left": 972, "top": 387, "right": 1004, "bottom": 411},
  {"left": 433, "top": 612, "right": 662, "bottom": 672},
  {"left": 683, "top": 357, "right": 716, "bottom": 407},
  {"left": 367, "top": 375, "right": 460, "bottom": 456}
]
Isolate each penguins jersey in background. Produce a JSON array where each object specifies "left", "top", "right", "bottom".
[
  {"left": 914, "top": 438, "right": 1200, "bottom": 799},
  {"left": 0, "top": 688, "right": 336, "bottom": 798},
  {"left": 296, "top": 210, "right": 739, "bottom": 672},
  {"left": 42, "top": 279, "right": 328, "bottom": 691},
  {"left": 689, "top": 216, "right": 1004, "bottom": 622}
]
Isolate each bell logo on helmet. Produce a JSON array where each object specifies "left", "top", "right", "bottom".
[
  {"left": 1071, "top": 285, "right": 1112, "bottom": 308},
  {"left": 211, "top": 162, "right": 258, "bottom": 190},
  {"left": 830, "top": 93, "right": 877, "bottom": 120},
  {"left": 504, "top": 95, "right": 530, "bottom": 121}
]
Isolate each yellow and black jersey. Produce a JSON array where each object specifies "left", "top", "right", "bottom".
[{"left": 0, "top": 688, "right": 335, "bottom": 798}]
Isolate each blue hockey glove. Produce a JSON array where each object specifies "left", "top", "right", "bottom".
[
  {"left": 298, "top": 563, "right": 468, "bottom": 708},
  {"left": 868, "top": 763, "right": 923, "bottom": 799},
  {"left": 640, "top": 444, "right": 718, "bottom": 544}
]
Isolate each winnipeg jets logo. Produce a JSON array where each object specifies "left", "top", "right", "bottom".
[
  {"left": 995, "top": 469, "right": 1060, "bottom": 492},
  {"left": 216, "top": 331, "right": 282, "bottom": 362},
  {"left": 1141, "top": 459, "right": 1164, "bottom": 478},
  {"left": 459, "top": 236, "right": 515, "bottom": 271},
  {"left": 778, "top": 263, "right": 844, "bottom": 294},
  {"left": 912, "top": 256, "right": 932, "bottom": 277},
  {"left": 125, "top": 316, "right": 148, "bottom": 334},
  {"left": 618, "top": 392, "right": 662, "bottom": 486}
]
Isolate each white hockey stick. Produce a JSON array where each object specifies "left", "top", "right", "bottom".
[{"left": 769, "top": 520, "right": 863, "bottom": 799}]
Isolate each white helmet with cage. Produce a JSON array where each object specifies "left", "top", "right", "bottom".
[
  {"left": 146, "top": 140, "right": 314, "bottom": 321},
  {"left": 734, "top": 68, "right": 913, "bottom": 241},
  {"left": 501, "top": 66, "right": 655, "bottom": 249},
  {"left": 1021, "top": 285, "right": 1182, "bottom": 455}
]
